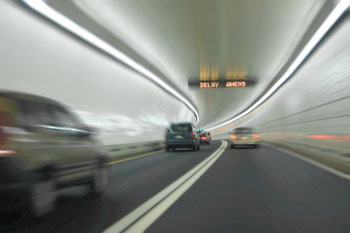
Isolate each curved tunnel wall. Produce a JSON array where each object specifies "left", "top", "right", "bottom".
[
  {"left": 0, "top": 1, "right": 195, "bottom": 145},
  {"left": 249, "top": 15, "right": 349, "bottom": 135},
  {"left": 216, "top": 14, "right": 350, "bottom": 173}
]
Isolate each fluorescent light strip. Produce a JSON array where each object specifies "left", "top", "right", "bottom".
[
  {"left": 21, "top": 0, "right": 199, "bottom": 124},
  {"left": 206, "top": 0, "right": 350, "bottom": 132}
]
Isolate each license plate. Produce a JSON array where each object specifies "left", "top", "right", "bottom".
[
  {"left": 175, "top": 135, "right": 183, "bottom": 139},
  {"left": 242, "top": 137, "right": 248, "bottom": 140}
]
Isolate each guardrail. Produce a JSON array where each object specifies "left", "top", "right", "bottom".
[
  {"left": 261, "top": 133, "right": 350, "bottom": 175},
  {"left": 103, "top": 140, "right": 166, "bottom": 161}
]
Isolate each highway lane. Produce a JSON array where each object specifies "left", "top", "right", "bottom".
[
  {"left": 146, "top": 143, "right": 350, "bottom": 233},
  {"left": 2, "top": 141, "right": 350, "bottom": 233},
  {"left": 0, "top": 141, "right": 221, "bottom": 233}
]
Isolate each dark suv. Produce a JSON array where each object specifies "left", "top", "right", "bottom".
[
  {"left": 165, "top": 123, "right": 200, "bottom": 151},
  {"left": 0, "top": 91, "right": 109, "bottom": 217}
]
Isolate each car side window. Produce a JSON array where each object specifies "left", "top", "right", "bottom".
[
  {"left": 49, "top": 105, "right": 77, "bottom": 129},
  {"left": 21, "top": 100, "right": 52, "bottom": 127}
]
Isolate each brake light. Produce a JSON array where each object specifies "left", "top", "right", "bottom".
[
  {"left": 231, "top": 134, "right": 237, "bottom": 139},
  {"left": 252, "top": 134, "right": 261, "bottom": 139},
  {"left": 191, "top": 133, "right": 195, "bottom": 139},
  {"left": 201, "top": 136, "right": 207, "bottom": 140}
]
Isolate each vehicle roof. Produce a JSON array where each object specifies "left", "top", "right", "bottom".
[
  {"left": 169, "top": 122, "right": 194, "bottom": 127},
  {"left": 234, "top": 127, "right": 254, "bottom": 129},
  {"left": 0, "top": 90, "right": 61, "bottom": 105}
]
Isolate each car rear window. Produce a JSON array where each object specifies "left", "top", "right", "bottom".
[
  {"left": 233, "top": 128, "right": 254, "bottom": 134},
  {"left": 171, "top": 123, "right": 192, "bottom": 132}
]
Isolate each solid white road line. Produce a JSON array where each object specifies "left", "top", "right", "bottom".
[
  {"left": 265, "top": 143, "right": 350, "bottom": 180},
  {"left": 103, "top": 140, "right": 227, "bottom": 233}
]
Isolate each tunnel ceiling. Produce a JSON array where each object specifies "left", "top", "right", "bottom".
[{"left": 48, "top": 0, "right": 327, "bottom": 129}]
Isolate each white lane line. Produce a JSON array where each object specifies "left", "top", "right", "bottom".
[
  {"left": 265, "top": 143, "right": 350, "bottom": 180},
  {"left": 103, "top": 141, "right": 227, "bottom": 233}
]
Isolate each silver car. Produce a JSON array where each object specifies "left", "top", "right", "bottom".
[
  {"left": 229, "top": 127, "right": 261, "bottom": 148},
  {"left": 0, "top": 91, "right": 109, "bottom": 217}
]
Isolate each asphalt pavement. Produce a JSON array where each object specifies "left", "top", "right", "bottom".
[
  {"left": 147, "top": 143, "right": 350, "bottom": 233},
  {"left": 1, "top": 141, "right": 221, "bottom": 233},
  {"left": 1, "top": 141, "right": 350, "bottom": 233}
]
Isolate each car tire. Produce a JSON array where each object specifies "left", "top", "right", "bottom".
[
  {"left": 166, "top": 146, "right": 170, "bottom": 152},
  {"left": 192, "top": 145, "right": 197, "bottom": 151},
  {"left": 90, "top": 165, "right": 109, "bottom": 197},
  {"left": 231, "top": 144, "right": 235, "bottom": 149},
  {"left": 197, "top": 144, "right": 200, "bottom": 151},
  {"left": 28, "top": 178, "right": 57, "bottom": 218}
]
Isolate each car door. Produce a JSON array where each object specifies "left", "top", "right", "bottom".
[
  {"left": 17, "top": 100, "right": 64, "bottom": 174},
  {"left": 47, "top": 104, "right": 97, "bottom": 184}
]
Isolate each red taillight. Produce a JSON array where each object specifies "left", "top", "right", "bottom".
[
  {"left": 252, "top": 134, "right": 260, "bottom": 139},
  {"left": 231, "top": 134, "right": 237, "bottom": 139},
  {"left": 201, "top": 136, "right": 207, "bottom": 140},
  {"left": 191, "top": 133, "right": 195, "bottom": 139}
]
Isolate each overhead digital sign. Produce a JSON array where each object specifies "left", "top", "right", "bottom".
[
  {"left": 189, "top": 68, "right": 256, "bottom": 88},
  {"left": 224, "top": 81, "right": 246, "bottom": 88},
  {"left": 190, "top": 80, "right": 250, "bottom": 88},
  {"left": 200, "top": 82, "right": 219, "bottom": 88}
]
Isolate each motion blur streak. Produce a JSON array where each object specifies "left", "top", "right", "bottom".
[
  {"left": 308, "top": 135, "right": 350, "bottom": 141},
  {"left": 21, "top": 0, "right": 200, "bottom": 124},
  {"left": 0, "top": 150, "right": 16, "bottom": 157},
  {"left": 308, "top": 134, "right": 336, "bottom": 140},
  {"left": 206, "top": 0, "right": 350, "bottom": 131}
]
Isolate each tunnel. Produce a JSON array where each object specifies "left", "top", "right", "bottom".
[{"left": 0, "top": 0, "right": 349, "bottom": 232}]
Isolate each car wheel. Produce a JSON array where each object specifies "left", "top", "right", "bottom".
[
  {"left": 166, "top": 146, "right": 170, "bottom": 152},
  {"left": 91, "top": 165, "right": 109, "bottom": 196},
  {"left": 197, "top": 144, "right": 200, "bottom": 151},
  {"left": 231, "top": 144, "right": 235, "bottom": 149},
  {"left": 192, "top": 144, "right": 197, "bottom": 151},
  {"left": 28, "top": 178, "right": 57, "bottom": 218}
]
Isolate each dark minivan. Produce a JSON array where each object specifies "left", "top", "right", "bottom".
[{"left": 165, "top": 123, "right": 200, "bottom": 151}]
